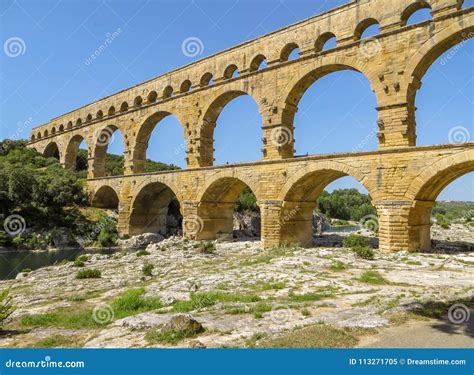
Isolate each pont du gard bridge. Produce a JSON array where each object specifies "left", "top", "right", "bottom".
[{"left": 27, "top": 0, "right": 474, "bottom": 252}]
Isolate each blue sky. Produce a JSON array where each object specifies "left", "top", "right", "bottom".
[{"left": 1, "top": 0, "right": 473, "bottom": 201}]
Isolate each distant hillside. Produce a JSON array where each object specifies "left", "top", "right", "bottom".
[{"left": 76, "top": 149, "right": 180, "bottom": 179}]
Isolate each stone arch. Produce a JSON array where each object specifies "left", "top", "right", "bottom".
[
  {"left": 200, "top": 72, "right": 213, "bottom": 86},
  {"left": 64, "top": 134, "right": 89, "bottom": 171},
  {"left": 76, "top": 118, "right": 82, "bottom": 127},
  {"left": 280, "top": 42, "right": 299, "bottom": 61},
  {"left": 147, "top": 91, "right": 158, "bottom": 103},
  {"left": 128, "top": 181, "right": 182, "bottom": 236},
  {"left": 163, "top": 85, "right": 173, "bottom": 99},
  {"left": 405, "top": 149, "right": 474, "bottom": 201},
  {"left": 108, "top": 106, "right": 116, "bottom": 116},
  {"left": 134, "top": 96, "right": 143, "bottom": 107},
  {"left": 51, "top": 127, "right": 56, "bottom": 135},
  {"left": 249, "top": 54, "right": 267, "bottom": 72},
  {"left": 223, "top": 64, "right": 239, "bottom": 79},
  {"left": 279, "top": 57, "right": 376, "bottom": 152},
  {"left": 131, "top": 110, "right": 186, "bottom": 174},
  {"left": 314, "top": 32, "right": 337, "bottom": 52},
  {"left": 354, "top": 18, "right": 380, "bottom": 40},
  {"left": 86, "top": 114, "right": 93, "bottom": 123},
  {"left": 67, "top": 121, "right": 73, "bottom": 130},
  {"left": 405, "top": 24, "right": 474, "bottom": 100},
  {"left": 59, "top": 124, "right": 64, "bottom": 132},
  {"left": 198, "top": 89, "right": 263, "bottom": 167},
  {"left": 44, "top": 129, "right": 49, "bottom": 137},
  {"left": 37, "top": 132, "right": 41, "bottom": 140},
  {"left": 404, "top": 23, "right": 474, "bottom": 144},
  {"left": 180, "top": 79, "right": 192, "bottom": 93},
  {"left": 31, "top": 134, "right": 36, "bottom": 141},
  {"left": 97, "top": 110, "right": 104, "bottom": 119},
  {"left": 91, "top": 185, "right": 120, "bottom": 209},
  {"left": 404, "top": 149, "right": 474, "bottom": 251},
  {"left": 401, "top": 1, "right": 432, "bottom": 26},
  {"left": 120, "top": 101, "right": 129, "bottom": 112},
  {"left": 195, "top": 173, "right": 260, "bottom": 240},
  {"left": 276, "top": 161, "right": 376, "bottom": 247},
  {"left": 92, "top": 124, "right": 124, "bottom": 178},
  {"left": 43, "top": 142, "right": 60, "bottom": 159}
]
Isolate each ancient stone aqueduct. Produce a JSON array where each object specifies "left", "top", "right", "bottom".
[{"left": 27, "top": 0, "right": 473, "bottom": 251}]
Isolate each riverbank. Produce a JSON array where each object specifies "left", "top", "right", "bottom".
[{"left": 0, "top": 231, "right": 472, "bottom": 348}]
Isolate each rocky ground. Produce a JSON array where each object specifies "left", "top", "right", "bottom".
[{"left": 0, "top": 224, "right": 472, "bottom": 348}]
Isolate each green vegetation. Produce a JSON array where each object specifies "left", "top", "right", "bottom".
[
  {"left": 352, "top": 246, "right": 375, "bottom": 260},
  {"left": 435, "top": 213, "right": 450, "bottom": 229},
  {"left": 97, "top": 216, "right": 118, "bottom": 247},
  {"left": 329, "top": 261, "right": 348, "bottom": 271},
  {"left": 75, "top": 149, "right": 179, "bottom": 179},
  {"left": 317, "top": 189, "right": 376, "bottom": 221},
  {"left": 235, "top": 186, "right": 258, "bottom": 212},
  {"left": 197, "top": 241, "right": 216, "bottom": 254},
  {"left": 145, "top": 328, "right": 202, "bottom": 345},
  {"left": 142, "top": 262, "right": 154, "bottom": 277},
  {"left": 74, "top": 255, "right": 89, "bottom": 267},
  {"left": 240, "top": 244, "right": 296, "bottom": 266},
  {"left": 76, "top": 268, "right": 101, "bottom": 279},
  {"left": 136, "top": 250, "right": 150, "bottom": 257},
  {"left": 111, "top": 288, "right": 162, "bottom": 318},
  {"left": 172, "top": 291, "right": 261, "bottom": 313},
  {"left": 20, "top": 308, "right": 102, "bottom": 329},
  {"left": 0, "top": 289, "right": 15, "bottom": 327},
  {"left": 31, "top": 335, "right": 80, "bottom": 348},
  {"left": 358, "top": 270, "right": 387, "bottom": 285},
  {"left": 288, "top": 292, "right": 324, "bottom": 302},
  {"left": 432, "top": 201, "right": 474, "bottom": 223},
  {"left": 343, "top": 235, "right": 370, "bottom": 248}
]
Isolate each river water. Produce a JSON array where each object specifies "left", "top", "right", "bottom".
[{"left": 0, "top": 248, "right": 117, "bottom": 280}]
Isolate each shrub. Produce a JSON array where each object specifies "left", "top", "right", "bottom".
[
  {"left": 111, "top": 288, "right": 162, "bottom": 318},
  {"left": 136, "top": 250, "right": 150, "bottom": 257},
  {"left": 198, "top": 241, "right": 216, "bottom": 254},
  {"left": 97, "top": 216, "right": 118, "bottom": 247},
  {"left": 435, "top": 213, "right": 450, "bottom": 229},
  {"left": 317, "top": 189, "right": 376, "bottom": 221},
  {"left": 74, "top": 255, "right": 89, "bottom": 267},
  {"left": 76, "top": 269, "right": 101, "bottom": 279},
  {"left": 358, "top": 270, "right": 386, "bottom": 285},
  {"left": 0, "top": 289, "right": 15, "bottom": 327},
  {"left": 142, "top": 263, "right": 154, "bottom": 277},
  {"left": 329, "top": 261, "right": 347, "bottom": 271},
  {"left": 343, "top": 235, "right": 370, "bottom": 248},
  {"left": 352, "top": 246, "right": 375, "bottom": 260}
]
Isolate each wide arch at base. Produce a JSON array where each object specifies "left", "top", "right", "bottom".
[
  {"left": 91, "top": 185, "right": 120, "bottom": 209},
  {"left": 195, "top": 174, "right": 260, "bottom": 241},
  {"left": 405, "top": 150, "right": 474, "bottom": 251},
  {"left": 275, "top": 162, "right": 376, "bottom": 247},
  {"left": 128, "top": 181, "right": 182, "bottom": 236}
]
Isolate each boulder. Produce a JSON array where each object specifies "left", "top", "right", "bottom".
[
  {"left": 163, "top": 313, "right": 203, "bottom": 333},
  {"left": 118, "top": 233, "right": 164, "bottom": 249},
  {"left": 233, "top": 211, "right": 261, "bottom": 237},
  {"left": 312, "top": 212, "right": 330, "bottom": 235}
]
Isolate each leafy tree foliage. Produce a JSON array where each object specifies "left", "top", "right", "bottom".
[{"left": 317, "top": 189, "right": 376, "bottom": 221}]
